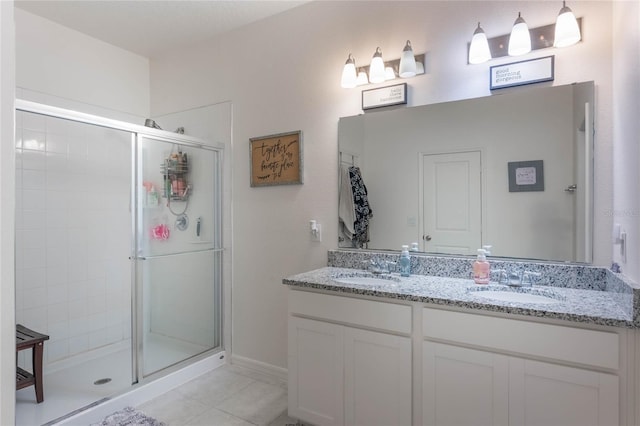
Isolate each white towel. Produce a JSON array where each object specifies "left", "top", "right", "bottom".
[{"left": 339, "top": 165, "right": 356, "bottom": 240}]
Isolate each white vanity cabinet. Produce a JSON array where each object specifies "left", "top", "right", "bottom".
[
  {"left": 422, "top": 342, "right": 510, "bottom": 426},
  {"left": 343, "top": 326, "right": 412, "bottom": 426},
  {"left": 508, "top": 357, "right": 618, "bottom": 425},
  {"left": 288, "top": 317, "right": 344, "bottom": 425},
  {"left": 422, "top": 308, "right": 620, "bottom": 426},
  {"left": 288, "top": 290, "right": 412, "bottom": 426}
]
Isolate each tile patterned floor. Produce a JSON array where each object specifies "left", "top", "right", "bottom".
[{"left": 137, "top": 364, "right": 306, "bottom": 426}]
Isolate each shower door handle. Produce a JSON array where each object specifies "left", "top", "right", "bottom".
[{"left": 132, "top": 248, "right": 220, "bottom": 261}]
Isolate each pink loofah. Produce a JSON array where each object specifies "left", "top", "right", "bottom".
[{"left": 151, "top": 223, "right": 170, "bottom": 240}]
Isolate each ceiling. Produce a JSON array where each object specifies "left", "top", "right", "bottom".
[{"left": 15, "top": 0, "right": 308, "bottom": 58}]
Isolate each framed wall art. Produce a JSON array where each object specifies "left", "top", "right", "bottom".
[
  {"left": 508, "top": 160, "right": 544, "bottom": 192},
  {"left": 250, "top": 130, "right": 303, "bottom": 187}
]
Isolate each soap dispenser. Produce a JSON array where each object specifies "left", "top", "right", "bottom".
[
  {"left": 399, "top": 245, "right": 411, "bottom": 277},
  {"left": 473, "top": 248, "right": 490, "bottom": 284}
]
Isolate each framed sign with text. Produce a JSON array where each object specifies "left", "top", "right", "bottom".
[
  {"left": 508, "top": 160, "right": 544, "bottom": 192},
  {"left": 250, "top": 130, "right": 303, "bottom": 187},
  {"left": 490, "top": 56, "right": 554, "bottom": 90},
  {"left": 362, "top": 83, "right": 407, "bottom": 110}
]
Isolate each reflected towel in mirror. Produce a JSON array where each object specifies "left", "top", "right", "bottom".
[{"left": 339, "top": 165, "right": 356, "bottom": 242}]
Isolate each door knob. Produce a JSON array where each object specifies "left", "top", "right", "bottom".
[{"left": 423, "top": 235, "right": 432, "bottom": 241}]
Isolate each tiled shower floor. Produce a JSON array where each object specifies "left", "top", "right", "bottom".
[
  {"left": 16, "top": 346, "right": 131, "bottom": 426},
  {"left": 16, "top": 333, "right": 208, "bottom": 426}
]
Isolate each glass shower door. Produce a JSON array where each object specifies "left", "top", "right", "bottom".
[{"left": 135, "top": 135, "right": 222, "bottom": 377}]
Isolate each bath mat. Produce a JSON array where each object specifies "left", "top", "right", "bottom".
[{"left": 91, "top": 406, "right": 166, "bottom": 426}]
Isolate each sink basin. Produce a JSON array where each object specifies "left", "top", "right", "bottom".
[
  {"left": 468, "top": 286, "right": 563, "bottom": 305},
  {"left": 333, "top": 274, "right": 399, "bottom": 286}
]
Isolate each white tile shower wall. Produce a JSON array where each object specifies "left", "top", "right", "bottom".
[{"left": 15, "top": 111, "right": 132, "bottom": 371}]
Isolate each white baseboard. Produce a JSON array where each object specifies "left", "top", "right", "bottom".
[
  {"left": 55, "top": 351, "right": 226, "bottom": 425},
  {"left": 230, "top": 354, "right": 288, "bottom": 384}
]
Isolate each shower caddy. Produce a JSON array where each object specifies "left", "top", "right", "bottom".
[{"left": 161, "top": 149, "right": 192, "bottom": 201}]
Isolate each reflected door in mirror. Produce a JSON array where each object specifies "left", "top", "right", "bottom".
[{"left": 422, "top": 151, "right": 481, "bottom": 255}]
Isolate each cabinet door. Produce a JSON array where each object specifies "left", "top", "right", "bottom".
[
  {"left": 344, "top": 327, "right": 412, "bottom": 426},
  {"left": 422, "top": 341, "right": 509, "bottom": 426},
  {"left": 509, "top": 358, "right": 619, "bottom": 426},
  {"left": 288, "top": 317, "right": 344, "bottom": 426}
]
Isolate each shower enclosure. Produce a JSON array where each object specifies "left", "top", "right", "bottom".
[{"left": 14, "top": 101, "right": 223, "bottom": 425}]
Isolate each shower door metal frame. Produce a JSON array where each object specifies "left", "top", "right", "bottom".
[
  {"left": 132, "top": 133, "right": 224, "bottom": 380},
  {"left": 15, "top": 99, "right": 225, "bottom": 387}
]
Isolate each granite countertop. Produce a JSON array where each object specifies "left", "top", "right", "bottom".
[{"left": 283, "top": 267, "right": 635, "bottom": 328}]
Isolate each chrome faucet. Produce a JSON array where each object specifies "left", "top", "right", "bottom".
[
  {"left": 364, "top": 258, "right": 396, "bottom": 274},
  {"left": 494, "top": 269, "right": 541, "bottom": 287}
]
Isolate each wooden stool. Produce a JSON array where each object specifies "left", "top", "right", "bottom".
[{"left": 16, "top": 324, "right": 49, "bottom": 403}]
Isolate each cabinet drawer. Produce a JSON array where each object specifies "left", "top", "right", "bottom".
[
  {"left": 289, "top": 290, "right": 411, "bottom": 334},
  {"left": 423, "top": 308, "right": 619, "bottom": 370}
]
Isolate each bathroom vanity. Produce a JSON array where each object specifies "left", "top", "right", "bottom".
[{"left": 284, "top": 251, "right": 639, "bottom": 426}]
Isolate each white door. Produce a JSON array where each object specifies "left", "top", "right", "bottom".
[
  {"left": 422, "top": 341, "right": 509, "bottom": 426},
  {"left": 422, "top": 151, "right": 482, "bottom": 254},
  {"left": 344, "top": 327, "right": 412, "bottom": 426},
  {"left": 288, "top": 317, "right": 344, "bottom": 426},
  {"left": 509, "top": 358, "right": 619, "bottom": 426}
]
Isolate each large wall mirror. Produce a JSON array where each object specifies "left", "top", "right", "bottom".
[{"left": 338, "top": 81, "right": 594, "bottom": 263}]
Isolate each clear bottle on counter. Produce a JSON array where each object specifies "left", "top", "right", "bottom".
[{"left": 399, "top": 245, "right": 411, "bottom": 277}]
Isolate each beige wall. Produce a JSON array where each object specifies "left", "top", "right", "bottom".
[{"left": 148, "top": 1, "right": 619, "bottom": 370}]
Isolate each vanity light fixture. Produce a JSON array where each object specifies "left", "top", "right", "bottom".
[
  {"left": 399, "top": 40, "right": 417, "bottom": 77},
  {"left": 369, "top": 47, "right": 386, "bottom": 84},
  {"left": 341, "top": 53, "right": 357, "bottom": 89},
  {"left": 468, "top": 22, "right": 492, "bottom": 64},
  {"left": 340, "top": 41, "right": 425, "bottom": 88},
  {"left": 468, "top": 5, "right": 583, "bottom": 64},
  {"left": 508, "top": 12, "right": 532, "bottom": 56},
  {"left": 554, "top": 1, "right": 581, "bottom": 47}
]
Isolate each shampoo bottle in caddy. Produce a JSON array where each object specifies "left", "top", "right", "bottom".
[{"left": 473, "top": 248, "right": 490, "bottom": 284}]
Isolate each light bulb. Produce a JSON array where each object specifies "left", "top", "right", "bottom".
[
  {"left": 508, "top": 12, "right": 531, "bottom": 56},
  {"left": 385, "top": 66, "right": 396, "bottom": 80},
  {"left": 356, "top": 68, "right": 369, "bottom": 86},
  {"left": 468, "top": 22, "right": 491, "bottom": 64},
  {"left": 399, "top": 40, "right": 417, "bottom": 78},
  {"left": 340, "top": 54, "right": 357, "bottom": 88},
  {"left": 554, "top": 1, "right": 581, "bottom": 47},
  {"left": 369, "top": 47, "right": 386, "bottom": 84}
]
